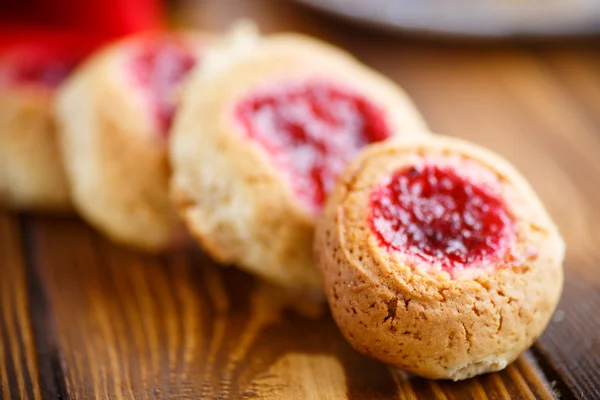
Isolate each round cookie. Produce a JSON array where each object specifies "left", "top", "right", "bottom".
[
  {"left": 0, "top": 40, "right": 89, "bottom": 211},
  {"left": 170, "top": 26, "right": 428, "bottom": 293},
  {"left": 314, "top": 135, "right": 564, "bottom": 380},
  {"left": 56, "top": 32, "right": 209, "bottom": 251}
]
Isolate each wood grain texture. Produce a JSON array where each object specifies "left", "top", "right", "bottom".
[
  {"left": 0, "top": 213, "right": 65, "bottom": 400},
  {"left": 0, "top": 212, "right": 40, "bottom": 400},
  {"left": 13, "top": 215, "right": 554, "bottom": 399},
  {"left": 1, "top": 0, "right": 599, "bottom": 398}
]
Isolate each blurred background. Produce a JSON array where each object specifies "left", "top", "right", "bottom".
[
  {"left": 2, "top": 0, "right": 600, "bottom": 38},
  {"left": 1, "top": 0, "right": 599, "bottom": 398}
]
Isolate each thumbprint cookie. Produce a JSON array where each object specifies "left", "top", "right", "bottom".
[
  {"left": 0, "top": 39, "right": 90, "bottom": 210},
  {"left": 56, "top": 32, "right": 209, "bottom": 251},
  {"left": 170, "top": 25, "right": 427, "bottom": 292},
  {"left": 314, "top": 135, "right": 564, "bottom": 380}
]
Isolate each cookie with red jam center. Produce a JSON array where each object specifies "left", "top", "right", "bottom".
[
  {"left": 56, "top": 32, "right": 209, "bottom": 251},
  {"left": 314, "top": 135, "right": 564, "bottom": 380},
  {"left": 129, "top": 37, "right": 197, "bottom": 135},
  {"left": 369, "top": 163, "right": 515, "bottom": 274},
  {"left": 170, "top": 27, "right": 427, "bottom": 292},
  {"left": 0, "top": 38, "right": 97, "bottom": 210},
  {"left": 3, "top": 46, "right": 79, "bottom": 88},
  {"left": 235, "top": 80, "right": 391, "bottom": 213}
]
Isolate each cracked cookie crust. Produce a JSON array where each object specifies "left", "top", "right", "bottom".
[{"left": 314, "top": 135, "right": 564, "bottom": 380}]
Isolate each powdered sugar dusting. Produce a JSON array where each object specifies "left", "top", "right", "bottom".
[
  {"left": 369, "top": 164, "right": 514, "bottom": 273},
  {"left": 129, "top": 37, "right": 198, "bottom": 135},
  {"left": 235, "top": 80, "right": 390, "bottom": 213}
]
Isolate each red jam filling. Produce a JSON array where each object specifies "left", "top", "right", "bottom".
[
  {"left": 129, "top": 38, "right": 197, "bottom": 135},
  {"left": 234, "top": 81, "right": 390, "bottom": 213},
  {"left": 369, "top": 164, "right": 514, "bottom": 272},
  {"left": 11, "top": 55, "right": 76, "bottom": 88},
  {"left": 4, "top": 45, "right": 83, "bottom": 88}
]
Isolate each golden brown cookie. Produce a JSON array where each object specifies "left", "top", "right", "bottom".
[
  {"left": 314, "top": 135, "right": 564, "bottom": 380},
  {"left": 0, "top": 42, "right": 86, "bottom": 211},
  {"left": 171, "top": 25, "right": 428, "bottom": 292},
  {"left": 56, "top": 32, "right": 210, "bottom": 251}
]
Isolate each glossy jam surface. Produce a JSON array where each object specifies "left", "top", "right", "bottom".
[
  {"left": 369, "top": 164, "right": 514, "bottom": 272},
  {"left": 235, "top": 81, "right": 390, "bottom": 213},
  {"left": 130, "top": 38, "right": 197, "bottom": 134}
]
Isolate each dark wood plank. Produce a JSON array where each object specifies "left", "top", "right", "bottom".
[
  {"left": 0, "top": 212, "right": 42, "bottom": 400},
  {"left": 20, "top": 214, "right": 552, "bottom": 399},
  {"left": 30, "top": 215, "right": 383, "bottom": 399},
  {"left": 174, "top": 1, "right": 599, "bottom": 397},
  {"left": 0, "top": 0, "right": 598, "bottom": 398},
  {"left": 367, "top": 43, "right": 600, "bottom": 399},
  {"left": 535, "top": 45, "right": 600, "bottom": 129}
]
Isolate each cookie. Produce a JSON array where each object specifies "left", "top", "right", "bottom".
[
  {"left": 56, "top": 32, "right": 209, "bottom": 251},
  {"left": 0, "top": 40, "right": 88, "bottom": 210},
  {"left": 171, "top": 25, "right": 427, "bottom": 292},
  {"left": 314, "top": 135, "right": 564, "bottom": 380}
]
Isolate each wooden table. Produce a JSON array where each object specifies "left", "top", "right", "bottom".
[{"left": 2, "top": 1, "right": 599, "bottom": 398}]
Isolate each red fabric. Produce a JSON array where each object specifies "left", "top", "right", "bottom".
[
  {"left": 0, "top": 0, "right": 163, "bottom": 35},
  {"left": 0, "top": 0, "right": 164, "bottom": 51},
  {"left": 0, "top": 0, "right": 165, "bottom": 86}
]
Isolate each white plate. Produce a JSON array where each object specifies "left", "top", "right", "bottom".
[{"left": 295, "top": 0, "right": 600, "bottom": 38}]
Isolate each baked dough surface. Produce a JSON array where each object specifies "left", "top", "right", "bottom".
[
  {"left": 56, "top": 33, "right": 207, "bottom": 251},
  {"left": 314, "top": 135, "right": 564, "bottom": 380},
  {"left": 171, "top": 29, "right": 427, "bottom": 292}
]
